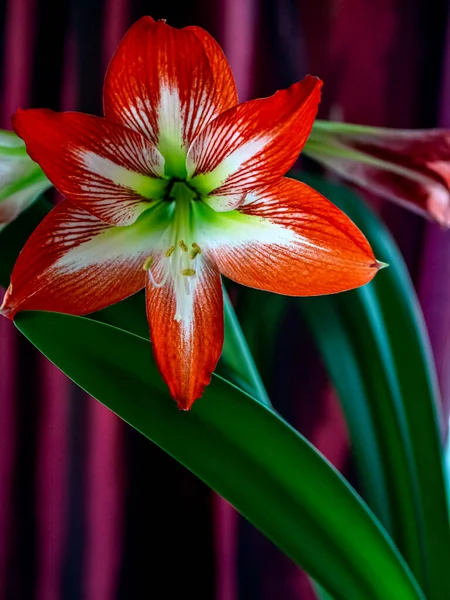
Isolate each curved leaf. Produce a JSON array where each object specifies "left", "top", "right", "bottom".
[
  {"left": 221, "top": 289, "right": 272, "bottom": 406},
  {"left": 14, "top": 310, "right": 424, "bottom": 600},
  {"left": 296, "top": 173, "right": 450, "bottom": 600}
]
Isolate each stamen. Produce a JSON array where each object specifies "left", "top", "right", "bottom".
[
  {"left": 181, "top": 268, "right": 196, "bottom": 277},
  {"left": 165, "top": 245, "right": 175, "bottom": 257},
  {"left": 148, "top": 265, "right": 170, "bottom": 288},
  {"left": 142, "top": 255, "right": 153, "bottom": 271},
  {"left": 190, "top": 243, "right": 202, "bottom": 259},
  {"left": 178, "top": 240, "right": 188, "bottom": 252}
]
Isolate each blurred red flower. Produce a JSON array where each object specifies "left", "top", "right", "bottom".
[{"left": 305, "top": 120, "right": 450, "bottom": 226}]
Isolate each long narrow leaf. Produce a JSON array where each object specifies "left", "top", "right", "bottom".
[
  {"left": 222, "top": 289, "right": 272, "bottom": 406},
  {"left": 15, "top": 310, "right": 424, "bottom": 600},
  {"left": 297, "top": 173, "right": 450, "bottom": 600}
]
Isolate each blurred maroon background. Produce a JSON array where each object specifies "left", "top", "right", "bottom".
[{"left": 0, "top": 0, "right": 449, "bottom": 598}]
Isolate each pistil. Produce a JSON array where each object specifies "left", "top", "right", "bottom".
[{"left": 144, "top": 181, "right": 203, "bottom": 323}]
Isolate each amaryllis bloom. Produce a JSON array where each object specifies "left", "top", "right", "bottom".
[
  {"left": 1, "top": 17, "right": 381, "bottom": 409},
  {"left": 0, "top": 130, "right": 50, "bottom": 232},
  {"left": 304, "top": 120, "right": 450, "bottom": 226}
]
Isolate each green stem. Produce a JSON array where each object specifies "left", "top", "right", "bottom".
[{"left": 222, "top": 287, "right": 272, "bottom": 408}]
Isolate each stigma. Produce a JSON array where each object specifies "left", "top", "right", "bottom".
[{"left": 143, "top": 179, "right": 203, "bottom": 323}]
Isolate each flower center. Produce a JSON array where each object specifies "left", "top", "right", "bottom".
[{"left": 143, "top": 181, "right": 202, "bottom": 323}]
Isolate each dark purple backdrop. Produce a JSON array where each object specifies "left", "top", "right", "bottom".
[{"left": 0, "top": 1, "right": 449, "bottom": 598}]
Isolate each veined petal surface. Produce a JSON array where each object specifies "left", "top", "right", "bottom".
[
  {"left": 146, "top": 257, "right": 223, "bottom": 410},
  {"left": 1, "top": 200, "right": 173, "bottom": 319},
  {"left": 12, "top": 109, "right": 166, "bottom": 226},
  {"left": 187, "top": 76, "right": 322, "bottom": 211},
  {"left": 185, "top": 25, "right": 238, "bottom": 110},
  {"left": 104, "top": 16, "right": 237, "bottom": 178},
  {"left": 195, "top": 177, "right": 379, "bottom": 295}
]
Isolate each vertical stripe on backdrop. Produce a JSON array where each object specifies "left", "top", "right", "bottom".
[
  {"left": 0, "top": 320, "right": 17, "bottom": 599},
  {"left": 0, "top": 1, "right": 37, "bottom": 597},
  {"left": 36, "top": 358, "right": 71, "bottom": 600},
  {"left": 84, "top": 403, "right": 125, "bottom": 600},
  {"left": 102, "top": 0, "right": 129, "bottom": 72},
  {"left": 2, "top": 0, "right": 36, "bottom": 124},
  {"left": 221, "top": 0, "right": 258, "bottom": 101},
  {"left": 2, "top": 2, "right": 40, "bottom": 599},
  {"left": 214, "top": 496, "right": 238, "bottom": 600},
  {"left": 0, "top": 0, "right": 7, "bottom": 121}
]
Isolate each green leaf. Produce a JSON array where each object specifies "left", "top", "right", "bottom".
[
  {"left": 0, "top": 196, "right": 52, "bottom": 288},
  {"left": 296, "top": 173, "right": 450, "bottom": 600},
  {"left": 15, "top": 310, "right": 424, "bottom": 600},
  {"left": 221, "top": 288, "right": 272, "bottom": 407},
  {"left": 234, "top": 288, "right": 288, "bottom": 390}
]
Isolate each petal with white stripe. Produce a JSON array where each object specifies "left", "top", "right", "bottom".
[
  {"left": 12, "top": 109, "right": 167, "bottom": 226},
  {"left": 194, "top": 177, "right": 380, "bottom": 295},
  {"left": 146, "top": 256, "right": 223, "bottom": 410},
  {"left": 187, "top": 76, "right": 322, "bottom": 211},
  {"left": 1, "top": 200, "right": 173, "bottom": 319},
  {"left": 103, "top": 17, "right": 238, "bottom": 179}
]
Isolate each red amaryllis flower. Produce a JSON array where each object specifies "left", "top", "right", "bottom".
[
  {"left": 1, "top": 17, "right": 380, "bottom": 409},
  {"left": 305, "top": 120, "right": 450, "bottom": 226}
]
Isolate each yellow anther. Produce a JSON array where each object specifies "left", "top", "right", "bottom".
[
  {"left": 142, "top": 256, "right": 153, "bottom": 270},
  {"left": 178, "top": 240, "right": 188, "bottom": 252},
  {"left": 165, "top": 245, "right": 175, "bottom": 257},
  {"left": 181, "top": 268, "right": 196, "bottom": 277},
  {"left": 190, "top": 242, "right": 202, "bottom": 259}
]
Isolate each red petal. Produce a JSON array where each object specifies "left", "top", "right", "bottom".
[
  {"left": 185, "top": 25, "right": 238, "bottom": 109},
  {"left": 146, "top": 259, "right": 223, "bottom": 410},
  {"left": 1, "top": 201, "right": 151, "bottom": 319},
  {"left": 12, "top": 109, "right": 166, "bottom": 226},
  {"left": 202, "top": 177, "right": 379, "bottom": 296},
  {"left": 187, "top": 76, "right": 322, "bottom": 210},
  {"left": 103, "top": 17, "right": 237, "bottom": 172}
]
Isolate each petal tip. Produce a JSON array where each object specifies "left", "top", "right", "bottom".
[
  {"left": 304, "top": 74, "right": 323, "bottom": 89},
  {"left": 0, "top": 285, "right": 16, "bottom": 320},
  {"left": 175, "top": 396, "right": 197, "bottom": 411},
  {"left": 375, "top": 260, "right": 389, "bottom": 270},
  {"left": 172, "top": 380, "right": 211, "bottom": 411}
]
